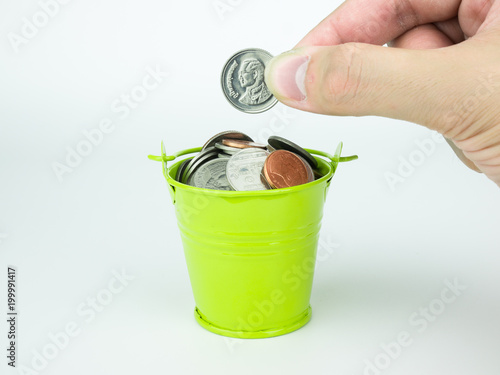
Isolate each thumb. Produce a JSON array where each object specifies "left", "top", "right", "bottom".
[{"left": 264, "top": 44, "right": 457, "bottom": 132}]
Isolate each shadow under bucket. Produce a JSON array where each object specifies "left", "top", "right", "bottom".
[{"left": 149, "top": 142, "right": 356, "bottom": 338}]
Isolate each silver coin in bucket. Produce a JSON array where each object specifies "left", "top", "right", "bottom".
[
  {"left": 188, "top": 158, "right": 233, "bottom": 191},
  {"left": 226, "top": 148, "right": 270, "bottom": 191}
]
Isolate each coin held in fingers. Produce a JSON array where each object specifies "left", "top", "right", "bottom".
[{"left": 221, "top": 49, "right": 278, "bottom": 114}]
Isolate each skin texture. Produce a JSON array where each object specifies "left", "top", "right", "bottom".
[{"left": 264, "top": 0, "right": 500, "bottom": 187}]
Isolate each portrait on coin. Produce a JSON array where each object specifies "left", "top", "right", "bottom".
[{"left": 237, "top": 58, "right": 272, "bottom": 105}]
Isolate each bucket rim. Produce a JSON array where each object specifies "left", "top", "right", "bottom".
[{"left": 149, "top": 142, "right": 357, "bottom": 197}]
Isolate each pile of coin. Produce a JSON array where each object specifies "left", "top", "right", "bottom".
[{"left": 176, "top": 131, "right": 321, "bottom": 191}]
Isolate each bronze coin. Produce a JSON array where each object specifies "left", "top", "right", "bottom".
[
  {"left": 267, "top": 135, "right": 318, "bottom": 169},
  {"left": 263, "top": 150, "right": 314, "bottom": 189},
  {"left": 221, "top": 139, "right": 267, "bottom": 150},
  {"left": 300, "top": 155, "right": 315, "bottom": 182},
  {"left": 201, "top": 130, "right": 253, "bottom": 151}
]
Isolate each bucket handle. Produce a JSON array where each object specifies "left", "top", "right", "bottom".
[
  {"left": 148, "top": 141, "right": 358, "bottom": 202},
  {"left": 305, "top": 142, "right": 358, "bottom": 187},
  {"left": 148, "top": 142, "right": 203, "bottom": 204}
]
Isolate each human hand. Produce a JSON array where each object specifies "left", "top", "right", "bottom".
[{"left": 264, "top": 0, "right": 500, "bottom": 187}]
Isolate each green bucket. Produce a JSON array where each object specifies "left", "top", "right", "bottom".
[{"left": 149, "top": 142, "right": 356, "bottom": 338}]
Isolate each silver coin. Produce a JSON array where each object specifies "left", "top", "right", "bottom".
[
  {"left": 175, "top": 158, "right": 190, "bottom": 182},
  {"left": 226, "top": 148, "right": 270, "bottom": 191},
  {"left": 260, "top": 172, "right": 272, "bottom": 189},
  {"left": 202, "top": 130, "right": 254, "bottom": 151},
  {"left": 182, "top": 147, "right": 219, "bottom": 183},
  {"left": 218, "top": 153, "right": 231, "bottom": 158},
  {"left": 221, "top": 49, "right": 278, "bottom": 114},
  {"left": 266, "top": 144, "right": 276, "bottom": 152},
  {"left": 214, "top": 142, "right": 240, "bottom": 154},
  {"left": 188, "top": 158, "right": 233, "bottom": 191}
]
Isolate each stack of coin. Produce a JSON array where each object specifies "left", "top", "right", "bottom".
[{"left": 176, "top": 131, "right": 321, "bottom": 191}]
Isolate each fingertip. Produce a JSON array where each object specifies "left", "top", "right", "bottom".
[{"left": 265, "top": 50, "right": 310, "bottom": 103}]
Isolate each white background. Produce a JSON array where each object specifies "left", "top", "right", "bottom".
[{"left": 1, "top": 0, "right": 499, "bottom": 374}]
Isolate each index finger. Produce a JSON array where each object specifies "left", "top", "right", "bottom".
[{"left": 295, "top": 0, "right": 461, "bottom": 47}]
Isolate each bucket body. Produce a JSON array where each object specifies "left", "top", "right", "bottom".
[{"left": 157, "top": 145, "right": 342, "bottom": 338}]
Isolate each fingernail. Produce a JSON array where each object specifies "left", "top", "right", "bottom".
[{"left": 265, "top": 51, "right": 310, "bottom": 102}]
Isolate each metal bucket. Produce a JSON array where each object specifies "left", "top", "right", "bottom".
[{"left": 149, "top": 142, "right": 355, "bottom": 338}]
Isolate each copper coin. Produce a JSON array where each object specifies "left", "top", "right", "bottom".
[
  {"left": 214, "top": 142, "right": 240, "bottom": 154},
  {"left": 299, "top": 154, "right": 315, "bottom": 182},
  {"left": 201, "top": 130, "right": 254, "bottom": 151},
  {"left": 221, "top": 139, "right": 267, "bottom": 150},
  {"left": 263, "top": 150, "right": 314, "bottom": 189},
  {"left": 267, "top": 135, "right": 318, "bottom": 169}
]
